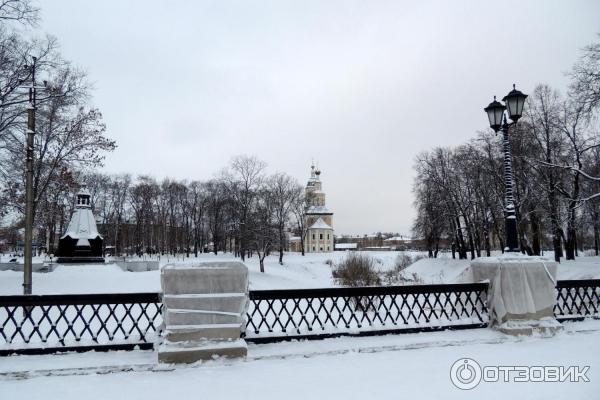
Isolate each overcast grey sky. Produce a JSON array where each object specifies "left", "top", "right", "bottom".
[{"left": 39, "top": 0, "right": 599, "bottom": 235}]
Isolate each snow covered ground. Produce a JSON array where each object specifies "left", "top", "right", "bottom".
[
  {"left": 1, "top": 251, "right": 599, "bottom": 294},
  {"left": 1, "top": 320, "right": 599, "bottom": 399},
  {"left": 1, "top": 252, "right": 599, "bottom": 398},
  {"left": 405, "top": 254, "right": 600, "bottom": 284},
  {"left": 0, "top": 251, "right": 400, "bottom": 294}
]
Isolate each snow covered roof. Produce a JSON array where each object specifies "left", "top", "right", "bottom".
[
  {"left": 335, "top": 243, "right": 357, "bottom": 249},
  {"left": 308, "top": 217, "right": 333, "bottom": 230},
  {"left": 78, "top": 186, "right": 91, "bottom": 197},
  {"left": 384, "top": 236, "right": 412, "bottom": 242},
  {"left": 61, "top": 205, "right": 102, "bottom": 239},
  {"left": 306, "top": 205, "right": 332, "bottom": 214}
]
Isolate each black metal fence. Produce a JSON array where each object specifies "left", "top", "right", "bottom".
[
  {"left": 1, "top": 279, "right": 599, "bottom": 355},
  {"left": 0, "top": 293, "right": 162, "bottom": 355},
  {"left": 244, "top": 283, "right": 489, "bottom": 342},
  {"left": 554, "top": 279, "right": 600, "bottom": 321}
]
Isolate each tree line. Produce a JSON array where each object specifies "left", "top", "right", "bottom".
[
  {"left": 40, "top": 156, "right": 307, "bottom": 272},
  {"left": 413, "top": 36, "right": 600, "bottom": 262}
]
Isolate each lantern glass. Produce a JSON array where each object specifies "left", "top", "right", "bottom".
[
  {"left": 503, "top": 85, "right": 528, "bottom": 122},
  {"left": 484, "top": 97, "right": 506, "bottom": 132}
]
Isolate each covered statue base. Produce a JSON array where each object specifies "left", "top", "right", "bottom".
[
  {"left": 471, "top": 254, "right": 562, "bottom": 336},
  {"left": 158, "top": 261, "right": 249, "bottom": 364}
]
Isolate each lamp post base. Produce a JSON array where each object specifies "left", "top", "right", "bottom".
[{"left": 505, "top": 216, "right": 520, "bottom": 252}]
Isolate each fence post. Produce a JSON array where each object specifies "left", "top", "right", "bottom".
[{"left": 158, "top": 261, "right": 249, "bottom": 363}]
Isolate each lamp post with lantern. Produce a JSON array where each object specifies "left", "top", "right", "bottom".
[{"left": 484, "top": 84, "right": 528, "bottom": 253}]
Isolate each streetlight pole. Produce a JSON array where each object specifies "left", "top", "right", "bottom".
[
  {"left": 484, "top": 85, "right": 528, "bottom": 253},
  {"left": 500, "top": 117, "right": 519, "bottom": 252},
  {"left": 23, "top": 57, "right": 37, "bottom": 295}
]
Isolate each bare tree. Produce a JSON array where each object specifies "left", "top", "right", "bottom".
[
  {"left": 248, "top": 186, "right": 276, "bottom": 273},
  {"left": 412, "top": 170, "right": 446, "bottom": 258},
  {"left": 108, "top": 174, "right": 131, "bottom": 254},
  {"left": 206, "top": 179, "right": 228, "bottom": 255},
  {"left": 0, "top": 0, "right": 39, "bottom": 25},
  {"left": 525, "top": 84, "right": 565, "bottom": 261},
  {"left": 570, "top": 34, "right": 600, "bottom": 114},
  {"left": 551, "top": 100, "right": 598, "bottom": 259},
  {"left": 129, "top": 176, "right": 159, "bottom": 254},
  {"left": 267, "top": 172, "right": 299, "bottom": 265},
  {"left": 0, "top": 31, "right": 59, "bottom": 155},
  {"left": 189, "top": 181, "right": 207, "bottom": 257},
  {"left": 224, "top": 155, "right": 266, "bottom": 261},
  {"left": 291, "top": 186, "right": 308, "bottom": 256},
  {"left": 1, "top": 65, "right": 115, "bottom": 237}
]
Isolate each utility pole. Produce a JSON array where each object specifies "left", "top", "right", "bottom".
[{"left": 23, "top": 56, "right": 37, "bottom": 295}]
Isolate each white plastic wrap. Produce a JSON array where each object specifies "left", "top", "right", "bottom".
[{"left": 471, "top": 255, "right": 558, "bottom": 324}]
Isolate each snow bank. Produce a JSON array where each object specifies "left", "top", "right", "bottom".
[
  {"left": 405, "top": 255, "right": 600, "bottom": 284},
  {"left": 402, "top": 257, "right": 471, "bottom": 284},
  {"left": 0, "top": 264, "right": 160, "bottom": 295},
  {"left": 1, "top": 252, "right": 599, "bottom": 295}
]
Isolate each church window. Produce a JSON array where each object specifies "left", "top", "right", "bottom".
[
  {"left": 320, "top": 247, "right": 323, "bottom": 251},
  {"left": 312, "top": 234, "right": 315, "bottom": 240},
  {"left": 312, "top": 246, "right": 315, "bottom": 251},
  {"left": 327, "top": 246, "right": 330, "bottom": 251},
  {"left": 327, "top": 234, "right": 330, "bottom": 240},
  {"left": 319, "top": 233, "right": 323, "bottom": 240}
]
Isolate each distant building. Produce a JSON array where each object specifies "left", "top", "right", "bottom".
[
  {"left": 289, "top": 236, "right": 302, "bottom": 253},
  {"left": 334, "top": 243, "right": 357, "bottom": 251},
  {"left": 383, "top": 236, "right": 413, "bottom": 251},
  {"left": 13, "top": 240, "right": 44, "bottom": 255},
  {"left": 335, "top": 234, "right": 386, "bottom": 250},
  {"left": 304, "top": 164, "right": 334, "bottom": 253},
  {"left": 335, "top": 234, "right": 426, "bottom": 251}
]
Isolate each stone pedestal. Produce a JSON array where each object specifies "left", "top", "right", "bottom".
[
  {"left": 158, "top": 261, "right": 249, "bottom": 364},
  {"left": 471, "top": 254, "right": 562, "bottom": 336}
]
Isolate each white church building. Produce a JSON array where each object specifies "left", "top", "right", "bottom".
[{"left": 303, "top": 164, "right": 334, "bottom": 253}]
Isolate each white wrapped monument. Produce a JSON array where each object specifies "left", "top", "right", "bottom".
[
  {"left": 158, "top": 261, "right": 249, "bottom": 363},
  {"left": 56, "top": 186, "right": 104, "bottom": 264},
  {"left": 471, "top": 254, "right": 561, "bottom": 335}
]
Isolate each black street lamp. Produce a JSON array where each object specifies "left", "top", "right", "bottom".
[{"left": 484, "top": 84, "right": 528, "bottom": 252}]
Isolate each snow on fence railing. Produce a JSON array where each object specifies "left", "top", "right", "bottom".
[
  {"left": 244, "top": 283, "right": 490, "bottom": 342},
  {"left": 1, "top": 280, "right": 599, "bottom": 355}
]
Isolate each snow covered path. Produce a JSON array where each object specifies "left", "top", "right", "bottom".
[{"left": 1, "top": 321, "right": 599, "bottom": 399}]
